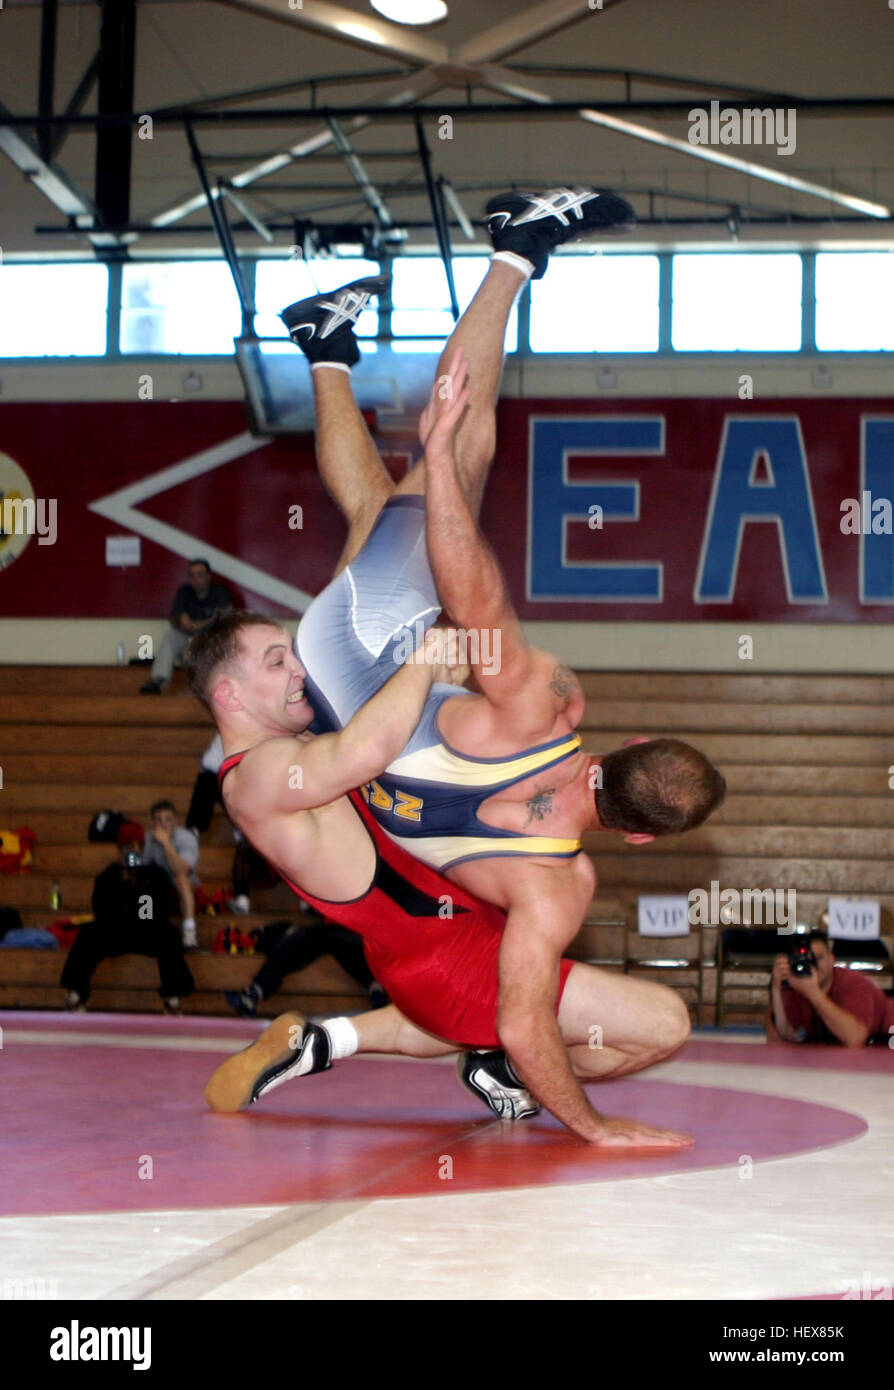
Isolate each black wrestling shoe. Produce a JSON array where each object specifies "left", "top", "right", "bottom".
[
  {"left": 226, "top": 984, "right": 261, "bottom": 1019},
  {"left": 484, "top": 186, "right": 635, "bottom": 279},
  {"left": 280, "top": 274, "right": 391, "bottom": 365},
  {"left": 458, "top": 1049, "right": 541, "bottom": 1121},
  {"left": 204, "top": 1012, "right": 332, "bottom": 1112}
]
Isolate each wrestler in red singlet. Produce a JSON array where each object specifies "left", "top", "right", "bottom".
[{"left": 219, "top": 752, "right": 574, "bottom": 1050}]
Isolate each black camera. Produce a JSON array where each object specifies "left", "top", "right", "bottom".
[{"left": 789, "top": 939, "right": 817, "bottom": 977}]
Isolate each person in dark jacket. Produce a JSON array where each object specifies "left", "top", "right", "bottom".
[
  {"left": 141, "top": 558, "right": 232, "bottom": 693},
  {"left": 61, "top": 822, "right": 194, "bottom": 1014},
  {"left": 226, "top": 917, "right": 388, "bottom": 1018}
]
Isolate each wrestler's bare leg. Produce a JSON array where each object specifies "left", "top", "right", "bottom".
[
  {"left": 423, "top": 258, "right": 525, "bottom": 512},
  {"left": 310, "top": 257, "right": 526, "bottom": 571},
  {"left": 556, "top": 964, "right": 692, "bottom": 1080},
  {"left": 347, "top": 967, "right": 690, "bottom": 1079},
  {"left": 310, "top": 367, "right": 394, "bottom": 575},
  {"left": 348, "top": 1004, "right": 457, "bottom": 1058}
]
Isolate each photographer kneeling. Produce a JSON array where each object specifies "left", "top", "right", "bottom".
[
  {"left": 767, "top": 929, "right": 894, "bottom": 1048},
  {"left": 61, "top": 822, "right": 195, "bottom": 1015}
]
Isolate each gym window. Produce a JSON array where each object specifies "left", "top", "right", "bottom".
[
  {"left": 254, "top": 257, "right": 380, "bottom": 340},
  {"left": 390, "top": 256, "right": 519, "bottom": 352},
  {"left": 0, "top": 262, "right": 108, "bottom": 357},
  {"left": 671, "top": 252, "right": 802, "bottom": 351},
  {"left": 815, "top": 252, "right": 894, "bottom": 351},
  {"left": 529, "top": 254, "right": 660, "bottom": 352},
  {"left": 120, "top": 261, "right": 242, "bottom": 354}
]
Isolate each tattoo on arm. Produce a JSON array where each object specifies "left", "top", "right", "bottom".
[
  {"left": 549, "top": 664, "right": 578, "bottom": 707},
  {"left": 524, "top": 785, "right": 555, "bottom": 826}
]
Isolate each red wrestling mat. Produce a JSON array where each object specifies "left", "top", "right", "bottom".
[{"left": 0, "top": 1016, "right": 868, "bottom": 1217}]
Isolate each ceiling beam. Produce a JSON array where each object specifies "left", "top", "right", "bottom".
[
  {"left": 149, "top": 67, "right": 411, "bottom": 116},
  {"left": 220, "top": 183, "right": 274, "bottom": 243},
  {"left": 575, "top": 105, "right": 891, "bottom": 219},
  {"left": 0, "top": 98, "right": 136, "bottom": 249},
  {"left": 94, "top": 0, "right": 137, "bottom": 230},
  {"left": 37, "top": 0, "right": 58, "bottom": 163},
  {"left": 326, "top": 115, "right": 394, "bottom": 227},
  {"left": 0, "top": 98, "right": 96, "bottom": 225},
  {"left": 151, "top": 0, "right": 454, "bottom": 233},
  {"left": 477, "top": 64, "right": 891, "bottom": 220},
  {"left": 39, "top": 213, "right": 894, "bottom": 239},
  {"left": 148, "top": 67, "right": 449, "bottom": 230},
  {"left": 7, "top": 96, "right": 894, "bottom": 129},
  {"left": 455, "top": 0, "right": 624, "bottom": 66},
  {"left": 220, "top": 0, "right": 448, "bottom": 65},
  {"left": 47, "top": 48, "right": 102, "bottom": 160}
]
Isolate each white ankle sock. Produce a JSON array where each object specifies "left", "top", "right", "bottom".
[
  {"left": 182, "top": 917, "right": 196, "bottom": 931},
  {"left": 322, "top": 1016, "right": 359, "bottom": 1061},
  {"left": 491, "top": 250, "right": 535, "bottom": 280},
  {"left": 310, "top": 360, "right": 352, "bottom": 375}
]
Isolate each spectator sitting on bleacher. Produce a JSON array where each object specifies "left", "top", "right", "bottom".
[
  {"left": 226, "top": 917, "right": 388, "bottom": 1018},
  {"left": 766, "top": 930, "right": 894, "bottom": 1047},
  {"left": 61, "top": 822, "right": 194, "bottom": 1015},
  {"left": 143, "top": 800, "right": 200, "bottom": 950},
  {"left": 141, "top": 558, "right": 232, "bottom": 695}
]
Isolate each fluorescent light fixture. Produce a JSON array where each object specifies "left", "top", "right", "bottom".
[{"left": 370, "top": 0, "right": 448, "bottom": 25}]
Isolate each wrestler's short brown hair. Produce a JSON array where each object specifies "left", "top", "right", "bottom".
[
  {"left": 183, "top": 609, "right": 283, "bottom": 712},
  {"left": 596, "top": 737, "right": 726, "bottom": 837}
]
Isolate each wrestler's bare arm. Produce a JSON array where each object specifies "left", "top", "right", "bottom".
[
  {"left": 232, "top": 632, "right": 459, "bottom": 818},
  {"left": 495, "top": 855, "right": 612, "bottom": 1143}
]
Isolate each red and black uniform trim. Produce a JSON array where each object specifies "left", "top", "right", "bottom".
[{"left": 218, "top": 751, "right": 573, "bottom": 1048}]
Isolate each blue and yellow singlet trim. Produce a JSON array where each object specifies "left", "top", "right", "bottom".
[{"left": 360, "top": 729, "right": 585, "bottom": 870}]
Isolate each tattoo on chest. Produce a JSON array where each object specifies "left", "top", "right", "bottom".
[
  {"left": 525, "top": 785, "right": 555, "bottom": 825},
  {"left": 549, "top": 664, "right": 577, "bottom": 704}
]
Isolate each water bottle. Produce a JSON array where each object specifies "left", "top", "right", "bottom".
[{"left": 50, "top": 879, "right": 62, "bottom": 911}]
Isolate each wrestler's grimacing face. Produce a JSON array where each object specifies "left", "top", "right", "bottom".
[{"left": 232, "top": 626, "right": 313, "bottom": 733}]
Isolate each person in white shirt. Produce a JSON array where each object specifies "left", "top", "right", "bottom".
[{"left": 142, "top": 800, "right": 200, "bottom": 949}]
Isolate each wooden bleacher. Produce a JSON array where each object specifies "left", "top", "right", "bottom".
[
  {"left": 577, "top": 671, "right": 894, "bottom": 1022},
  {"left": 0, "top": 665, "right": 367, "bottom": 1017},
  {"left": 1, "top": 665, "right": 892, "bottom": 1025}
]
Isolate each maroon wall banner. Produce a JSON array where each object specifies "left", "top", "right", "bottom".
[{"left": 0, "top": 397, "right": 892, "bottom": 621}]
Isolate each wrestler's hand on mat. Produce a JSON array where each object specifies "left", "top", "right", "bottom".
[
  {"left": 418, "top": 347, "right": 472, "bottom": 455},
  {"left": 588, "top": 1116, "right": 694, "bottom": 1149}
]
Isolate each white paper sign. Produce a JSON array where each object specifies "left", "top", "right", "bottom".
[
  {"left": 638, "top": 895, "right": 690, "bottom": 938},
  {"left": 827, "top": 898, "right": 880, "bottom": 942},
  {"left": 106, "top": 535, "right": 141, "bottom": 567}
]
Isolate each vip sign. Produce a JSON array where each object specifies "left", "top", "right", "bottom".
[
  {"left": 638, "top": 895, "right": 691, "bottom": 938},
  {"left": 826, "top": 898, "right": 881, "bottom": 941},
  {"left": 0, "top": 453, "right": 36, "bottom": 572}
]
